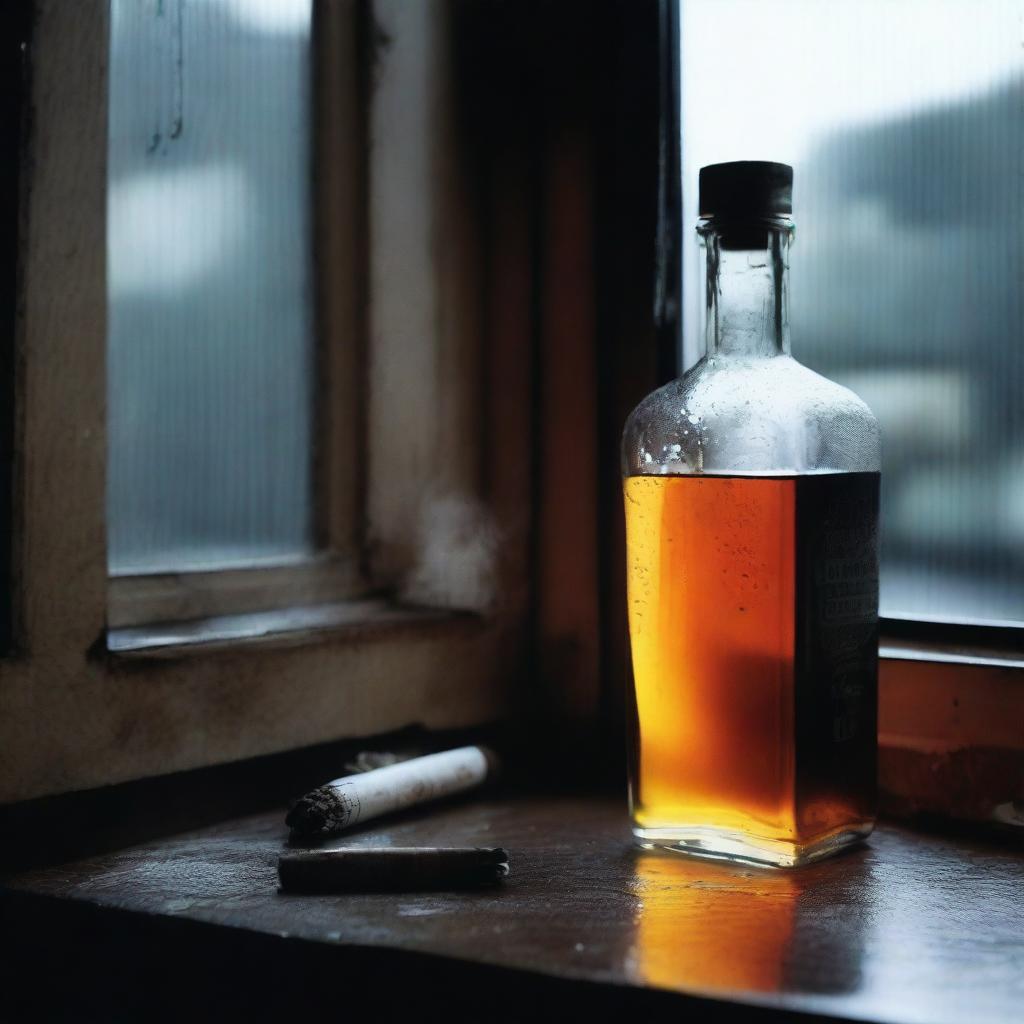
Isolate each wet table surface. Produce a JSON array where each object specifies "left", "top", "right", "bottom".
[{"left": 3, "top": 795, "right": 1022, "bottom": 1022}]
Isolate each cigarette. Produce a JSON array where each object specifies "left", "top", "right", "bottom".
[
  {"left": 286, "top": 745, "right": 498, "bottom": 837},
  {"left": 277, "top": 847, "right": 509, "bottom": 892}
]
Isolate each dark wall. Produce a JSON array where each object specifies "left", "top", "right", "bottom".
[{"left": 0, "top": 2, "right": 32, "bottom": 653}]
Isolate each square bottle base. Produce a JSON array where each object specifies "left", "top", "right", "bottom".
[{"left": 632, "top": 821, "right": 874, "bottom": 868}]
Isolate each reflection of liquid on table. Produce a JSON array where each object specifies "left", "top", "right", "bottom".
[
  {"left": 629, "top": 851, "right": 866, "bottom": 997},
  {"left": 631, "top": 852, "right": 800, "bottom": 993}
]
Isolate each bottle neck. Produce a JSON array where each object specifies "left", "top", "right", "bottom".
[{"left": 700, "top": 220, "right": 793, "bottom": 358}]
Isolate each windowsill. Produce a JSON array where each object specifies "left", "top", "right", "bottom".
[
  {"left": 2, "top": 795, "right": 1022, "bottom": 1021},
  {"left": 880, "top": 618, "right": 1024, "bottom": 671},
  {"left": 106, "top": 599, "right": 480, "bottom": 658},
  {"left": 107, "top": 613, "right": 1024, "bottom": 665},
  {"left": 880, "top": 638, "right": 1024, "bottom": 671}
]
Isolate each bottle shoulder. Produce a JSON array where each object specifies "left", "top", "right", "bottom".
[{"left": 622, "top": 355, "right": 879, "bottom": 476}]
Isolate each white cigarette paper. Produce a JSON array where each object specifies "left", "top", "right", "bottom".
[{"left": 290, "top": 745, "right": 496, "bottom": 835}]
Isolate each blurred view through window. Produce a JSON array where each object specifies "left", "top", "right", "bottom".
[
  {"left": 107, "top": 0, "right": 315, "bottom": 574},
  {"left": 680, "top": 0, "right": 1024, "bottom": 623}
]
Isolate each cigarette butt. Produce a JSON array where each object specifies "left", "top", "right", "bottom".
[
  {"left": 286, "top": 745, "right": 499, "bottom": 838},
  {"left": 277, "top": 847, "right": 510, "bottom": 892}
]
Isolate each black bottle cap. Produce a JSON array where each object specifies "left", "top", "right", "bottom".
[{"left": 699, "top": 161, "right": 793, "bottom": 219}]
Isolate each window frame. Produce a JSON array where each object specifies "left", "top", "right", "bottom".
[
  {"left": 0, "top": 0, "right": 524, "bottom": 804},
  {"left": 102, "top": 0, "right": 496, "bottom": 647},
  {"left": 104, "top": 0, "right": 367, "bottom": 634}
]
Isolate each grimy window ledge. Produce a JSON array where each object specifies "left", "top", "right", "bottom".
[
  {"left": 105, "top": 598, "right": 482, "bottom": 658},
  {"left": 2, "top": 794, "right": 1022, "bottom": 1022}
]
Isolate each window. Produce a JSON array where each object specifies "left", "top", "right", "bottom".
[
  {"left": 107, "top": 0, "right": 319, "bottom": 575},
  {"left": 105, "top": 0, "right": 364, "bottom": 635},
  {"left": 679, "top": 0, "right": 1024, "bottom": 624},
  {"left": 1, "top": 0, "right": 520, "bottom": 804}
]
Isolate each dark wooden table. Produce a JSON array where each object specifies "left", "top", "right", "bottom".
[{"left": 2, "top": 795, "right": 1022, "bottom": 1022}]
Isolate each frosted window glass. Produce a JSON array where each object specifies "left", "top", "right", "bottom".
[
  {"left": 680, "top": 0, "right": 1024, "bottom": 623},
  {"left": 107, "top": 0, "right": 315, "bottom": 574}
]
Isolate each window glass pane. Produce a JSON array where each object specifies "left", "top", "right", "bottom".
[
  {"left": 107, "top": 0, "right": 315, "bottom": 574},
  {"left": 680, "top": 0, "right": 1024, "bottom": 622}
]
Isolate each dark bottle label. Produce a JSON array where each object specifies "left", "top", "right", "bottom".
[{"left": 794, "top": 472, "right": 880, "bottom": 834}]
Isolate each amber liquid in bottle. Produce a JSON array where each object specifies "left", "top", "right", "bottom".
[{"left": 625, "top": 471, "right": 879, "bottom": 866}]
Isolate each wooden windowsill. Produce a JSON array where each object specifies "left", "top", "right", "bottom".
[
  {"left": 106, "top": 557, "right": 365, "bottom": 629},
  {"left": 105, "top": 599, "right": 481, "bottom": 658},
  {"left": 881, "top": 638, "right": 1024, "bottom": 671},
  {"left": 2, "top": 795, "right": 1021, "bottom": 1021}
]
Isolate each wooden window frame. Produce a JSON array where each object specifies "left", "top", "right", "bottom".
[
  {"left": 0, "top": 0, "right": 526, "bottom": 804},
  {"left": 106, "top": 0, "right": 367, "bottom": 637}
]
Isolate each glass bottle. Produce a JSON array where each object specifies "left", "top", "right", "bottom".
[{"left": 622, "top": 162, "right": 880, "bottom": 867}]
